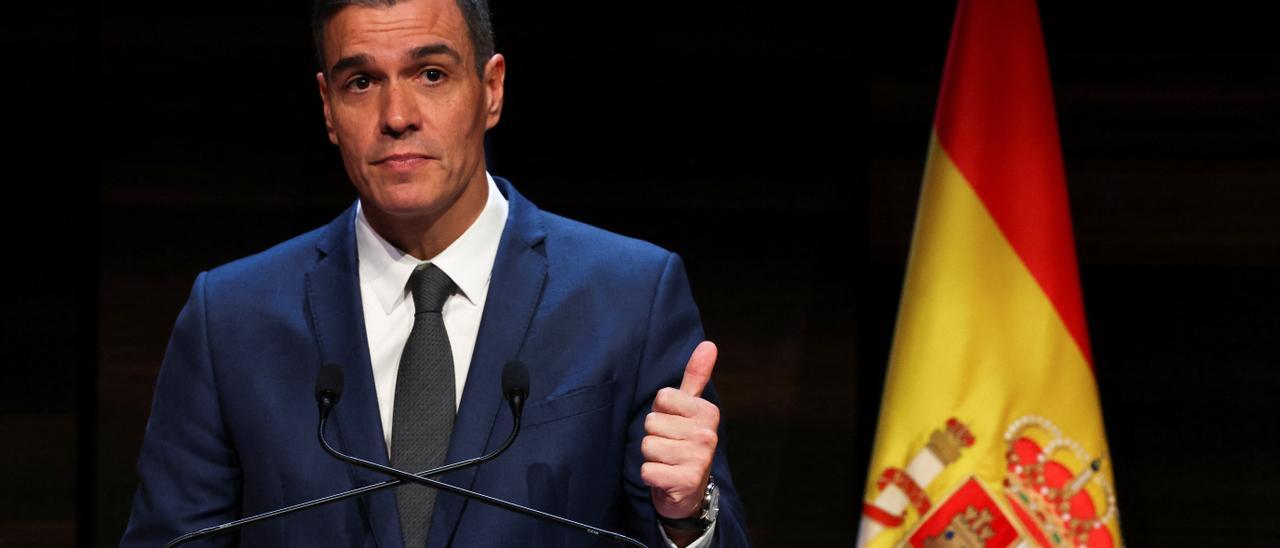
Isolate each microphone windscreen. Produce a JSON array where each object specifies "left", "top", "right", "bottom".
[
  {"left": 315, "top": 363, "right": 345, "bottom": 405},
  {"left": 501, "top": 361, "right": 530, "bottom": 400}
]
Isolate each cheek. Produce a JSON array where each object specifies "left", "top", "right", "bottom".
[
  {"left": 333, "top": 116, "right": 359, "bottom": 142},
  {"left": 437, "top": 106, "right": 488, "bottom": 152},
  {"left": 331, "top": 103, "right": 372, "bottom": 139},
  {"left": 333, "top": 122, "right": 372, "bottom": 161}
]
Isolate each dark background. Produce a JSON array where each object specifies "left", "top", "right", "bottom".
[{"left": 2, "top": 1, "right": 1276, "bottom": 546}]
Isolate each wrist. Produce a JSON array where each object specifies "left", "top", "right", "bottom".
[{"left": 656, "top": 475, "right": 719, "bottom": 533}]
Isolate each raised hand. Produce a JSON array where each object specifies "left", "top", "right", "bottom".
[{"left": 641, "top": 341, "right": 720, "bottom": 529}]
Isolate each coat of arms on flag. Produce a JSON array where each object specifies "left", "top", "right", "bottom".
[{"left": 861, "top": 416, "right": 1118, "bottom": 546}]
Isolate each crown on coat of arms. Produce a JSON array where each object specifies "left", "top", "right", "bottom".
[{"left": 1002, "top": 415, "right": 1117, "bottom": 547}]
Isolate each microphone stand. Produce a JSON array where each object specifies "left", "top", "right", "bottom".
[
  {"left": 169, "top": 362, "right": 647, "bottom": 548},
  {"left": 164, "top": 399, "right": 521, "bottom": 547},
  {"left": 315, "top": 405, "right": 648, "bottom": 548}
]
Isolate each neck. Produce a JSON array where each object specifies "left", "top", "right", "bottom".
[{"left": 363, "top": 173, "right": 489, "bottom": 260}]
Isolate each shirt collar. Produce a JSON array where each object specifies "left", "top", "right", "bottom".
[{"left": 355, "top": 173, "right": 510, "bottom": 315}]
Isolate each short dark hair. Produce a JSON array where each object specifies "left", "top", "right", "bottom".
[{"left": 312, "top": 0, "right": 494, "bottom": 78}]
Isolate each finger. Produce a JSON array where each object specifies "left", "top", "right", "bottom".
[
  {"left": 640, "top": 461, "right": 679, "bottom": 490},
  {"left": 679, "top": 341, "right": 717, "bottom": 397},
  {"left": 652, "top": 388, "right": 722, "bottom": 430},
  {"left": 652, "top": 387, "right": 701, "bottom": 418},
  {"left": 641, "top": 435, "right": 695, "bottom": 466},
  {"left": 645, "top": 411, "right": 694, "bottom": 440},
  {"left": 645, "top": 412, "right": 721, "bottom": 451}
]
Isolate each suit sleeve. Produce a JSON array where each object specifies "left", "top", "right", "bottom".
[
  {"left": 122, "top": 272, "right": 242, "bottom": 547},
  {"left": 622, "top": 252, "right": 752, "bottom": 547}
]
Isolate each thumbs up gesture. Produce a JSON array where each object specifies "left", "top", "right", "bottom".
[{"left": 642, "top": 341, "right": 720, "bottom": 526}]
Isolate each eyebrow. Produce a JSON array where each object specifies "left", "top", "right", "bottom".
[
  {"left": 329, "top": 53, "right": 372, "bottom": 78},
  {"left": 328, "top": 44, "right": 463, "bottom": 78},
  {"left": 409, "top": 43, "right": 463, "bottom": 64}
]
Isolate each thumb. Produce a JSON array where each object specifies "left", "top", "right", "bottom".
[{"left": 678, "top": 341, "right": 718, "bottom": 397}]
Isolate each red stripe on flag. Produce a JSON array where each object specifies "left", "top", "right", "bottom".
[{"left": 933, "top": 0, "right": 1093, "bottom": 366}]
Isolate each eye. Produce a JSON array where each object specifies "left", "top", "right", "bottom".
[
  {"left": 347, "top": 76, "right": 373, "bottom": 91},
  {"left": 422, "top": 68, "right": 445, "bottom": 83}
]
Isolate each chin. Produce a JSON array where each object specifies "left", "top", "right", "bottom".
[{"left": 367, "top": 185, "right": 454, "bottom": 218}]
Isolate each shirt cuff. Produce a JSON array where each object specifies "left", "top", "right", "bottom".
[{"left": 658, "top": 518, "right": 717, "bottom": 548}]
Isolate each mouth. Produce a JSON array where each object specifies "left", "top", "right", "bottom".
[{"left": 374, "top": 153, "right": 434, "bottom": 172}]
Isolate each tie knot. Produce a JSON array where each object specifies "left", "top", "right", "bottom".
[{"left": 408, "top": 264, "right": 455, "bottom": 313}]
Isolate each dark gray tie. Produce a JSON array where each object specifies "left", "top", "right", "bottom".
[{"left": 391, "top": 264, "right": 456, "bottom": 548}]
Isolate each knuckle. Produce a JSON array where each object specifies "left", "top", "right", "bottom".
[
  {"left": 705, "top": 403, "right": 721, "bottom": 424},
  {"left": 640, "top": 463, "right": 659, "bottom": 484},
  {"left": 654, "top": 388, "right": 674, "bottom": 408},
  {"left": 694, "top": 428, "right": 718, "bottom": 448}
]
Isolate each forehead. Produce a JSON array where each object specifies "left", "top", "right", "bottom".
[{"left": 323, "top": 0, "right": 470, "bottom": 65}]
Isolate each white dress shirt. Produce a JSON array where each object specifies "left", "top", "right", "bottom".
[
  {"left": 354, "top": 173, "right": 714, "bottom": 547},
  {"left": 356, "top": 174, "right": 509, "bottom": 451}
]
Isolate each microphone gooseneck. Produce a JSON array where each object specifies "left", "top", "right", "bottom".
[
  {"left": 165, "top": 362, "right": 527, "bottom": 547},
  {"left": 315, "top": 361, "right": 646, "bottom": 548}
]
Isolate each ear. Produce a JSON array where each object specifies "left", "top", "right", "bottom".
[
  {"left": 316, "top": 71, "right": 339, "bottom": 145},
  {"left": 482, "top": 54, "right": 506, "bottom": 130}
]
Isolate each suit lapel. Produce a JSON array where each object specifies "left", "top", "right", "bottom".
[
  {"left": 304, "top": 204, "right": 401, "bottom": 548},
  {"left": 427, "top": 178, "right": 548, "bottom": 546}
]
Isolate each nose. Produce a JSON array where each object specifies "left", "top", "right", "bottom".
[{"left": 379, "top": 80, "right": 421, "bottom": 138}]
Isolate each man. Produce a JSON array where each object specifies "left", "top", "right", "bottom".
[{"left": 121, "top": 0, "right": 749, "bottom": 546}]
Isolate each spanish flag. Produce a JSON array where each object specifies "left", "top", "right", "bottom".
[{"left": 857, "top": 1, "right": 1121, "bottom": 546}]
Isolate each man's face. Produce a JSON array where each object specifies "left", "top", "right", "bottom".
[{"left": 317, "top": 0, "right": 504, "bottom": 221}]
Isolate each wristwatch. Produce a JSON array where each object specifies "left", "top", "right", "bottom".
[{"left": 657, "top": 475, "right": 720, "bottom": 532}]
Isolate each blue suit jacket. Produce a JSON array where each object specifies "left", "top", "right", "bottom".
[{"left": 123, "top": 179, "right": 749, "bottom": 547}]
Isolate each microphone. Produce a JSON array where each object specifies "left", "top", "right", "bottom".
[
  {"left": 165, "top": 362, "right": 526, "bottom": 547},
  {"left": 501, "top": 358, "right": 529, "bottom": 416},
  {"left": 316, "top": 361, "right": 344, "bottom": 415},
  {"left": 316, "top": 363, "right": 646, "bottom": 548}
]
